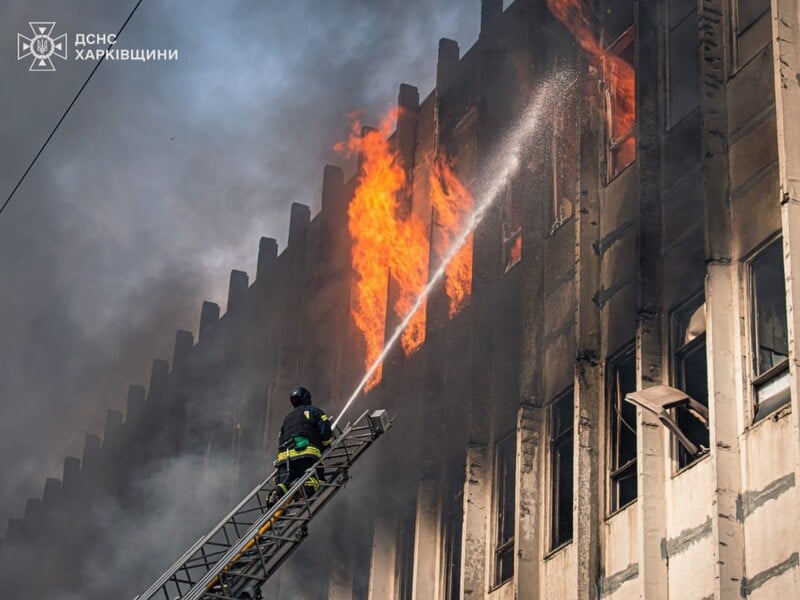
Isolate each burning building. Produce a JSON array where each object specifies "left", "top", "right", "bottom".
[{"left": 3, "top": 0, "right": 800, "bottom": 598}]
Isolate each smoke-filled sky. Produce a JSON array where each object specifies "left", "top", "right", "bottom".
[{"left": 0, "top": 0, "right": 485, "bottom": 531}]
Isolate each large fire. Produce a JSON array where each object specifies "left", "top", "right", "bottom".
[
  {"left": 430, "top": 157, "right": 474, "bottom": 318},
  {"left": 336, "top": 111, "right": 429, "bottom": 390},
  {"left": 546, "top": 0, "right": 635, "bottom": 159}
]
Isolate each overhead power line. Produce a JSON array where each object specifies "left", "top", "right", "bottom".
[{"left": 0, "top": 0, "right": 145, "bottom": 218}]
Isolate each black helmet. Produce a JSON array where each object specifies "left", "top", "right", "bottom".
[{"left": 290, "top": 386, "right": 312, "bottom": 407}]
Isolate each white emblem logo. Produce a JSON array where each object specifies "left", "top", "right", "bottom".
[{"left": 17, "top": 22, "right": 67, "bottom": 71}]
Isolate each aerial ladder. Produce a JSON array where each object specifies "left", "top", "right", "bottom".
[{"left": 133, "top": 408, "right": 391, "bottom": 600}]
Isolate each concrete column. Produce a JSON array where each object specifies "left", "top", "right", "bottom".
[
  {"left": 320, "top": 164, "right": 344, "bottom": 213},
  {"left": 635, "top": 0, "right": 668, "bottom": 595},
  {"left": 436, "top": 39, "right": 460, "bottom": 93},
  {"left": 515, "top": 403, "right": 542, "bottom": 598},
  {"left": 574, "top": 44, "right": 602, "bottom": 599},
  {"left": 480, "top": 0, "right": 503, "bottom": 38},
  {"left": 771, "top": 0, "right": 800, "bottom": 557},
  {"left": 173, "top": 329, "right": 193, "bottom": 367},
  {"left": 227, "top": 269, "right": 249, "bottom": 314},
  {"left": 199, "top": 301, "right": 220, "bottom": 342},
  {"left": 287, "top": 202, "right": 310, "bottom": 251},
  {"left": 699, "top": 0, "right": 745, "bottom": 596},
  {"left": 460, "top": 443, "right": 488, "bottom": 600},
  {"left": 413, "top": 478, "right": 442, "bottom": 600},
  {"left": 368, "top": 519, "right": 397, "bottom": 599},
  {"left": 256, "top": 236, "right": 278, "bottom": 282}
]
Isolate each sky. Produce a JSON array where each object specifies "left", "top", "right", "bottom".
[{"left": 0, "top": 0, "right": 483, "bottom": 532}]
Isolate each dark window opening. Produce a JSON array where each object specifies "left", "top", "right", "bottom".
[
  {"left": 494, "top": 434, "right": 516, "bottom": 586},
  {"left": 550, "top": 389, "right": 574, "bottom": 548},
  {"left": 608, "top": 346, "right": 637, "bottom": 512},
  {"left": 551, "top": 79, "right": 578, "bottom": 230},
  {"left": 605, "top": 27, "right": 636, "bottom": 180},
  {"left": 750, "top": 239, "right": 790, "bottom": 421},
  {"left": 667, "top": 0, "right": 700, "bottom": 128},
  {"left": 396, "top": 512, "right": 415, "bottom": 600},
  {"left": 672, "top": 296, "right": 709, "bottom": 468}
]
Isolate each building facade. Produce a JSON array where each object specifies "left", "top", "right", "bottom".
[{"left": 3, "top": 0, "right": 800, "bottom": 598}]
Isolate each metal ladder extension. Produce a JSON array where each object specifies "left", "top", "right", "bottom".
[{"left": 134, "top": 409, "right": 391, "bottom": 600}]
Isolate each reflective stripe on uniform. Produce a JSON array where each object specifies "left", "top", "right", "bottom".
[{"left": 276, "top": 445, "right": 322, "bottom": 462}]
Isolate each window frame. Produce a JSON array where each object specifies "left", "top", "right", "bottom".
[
  {"left": 607, "top": 344, "right": 638, "bottom": 515},
  {"left": 669, "top": 292, "right": 710, "bottom": 471},
  {"left": 604, "top": 26, "right": 637, "bottom": 183},
  {"left": 492, "top": 432, "right": 516, "bottom": 588},
  {"left": 745, "top": 235, "right": 791, "bottom": 423},
  {"left": 548, "top": 388, "right": 575, "bottom": 550}
]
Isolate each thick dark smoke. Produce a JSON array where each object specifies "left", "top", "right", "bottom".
[{"left": 0, "top": 0, "right": 480, "bottom": 542}]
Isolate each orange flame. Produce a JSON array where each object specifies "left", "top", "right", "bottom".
[
  {"left": 337, "top": 111, "right": 429, "bottom": 390},
  {"left": 430, "top": 157, "right": 474, "bottom": 318},
  {"left": 546, "top": 0, "right": 635, "bottom": 150}
]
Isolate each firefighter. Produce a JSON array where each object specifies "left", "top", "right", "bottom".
[{"left": 267, "top": 386, "right": 333, "bottom": 507}]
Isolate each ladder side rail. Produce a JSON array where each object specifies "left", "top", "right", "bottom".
[
  {"left": 212, "top": 420, "right": 381, "bottom": 598},
  {"left": 181, "top": 413, "right": 371, "bottom": 600}
]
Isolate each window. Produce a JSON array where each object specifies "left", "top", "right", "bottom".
[
  {"left": 605, "top": 27, "right": 636, "bottom": 180},
  {"left": 550, "top": 389, "right": 574, "bottom": 548},
  {"left": 442, "top": 479, "right": 463, "bottom": 600},
  {"left": 493, "top": 434, "right": 516, "bottom": 586},
  {"left": 503, "top": 187, "right": 522, "bottom": 272},
  {"left": 750, "top": 239, "right": 790, "bottom": 421},
  {"left": 608, "top": 346, "right": 637, "bottom": 512},
  {"left": 672, "top": 295, "right": 709, "bottom": 468},
  {"left": 667, "top": 0, "right": 700, "bottom": 128},
  {"left": 551, "top": 79, "right": 578, "bottom": 229}
]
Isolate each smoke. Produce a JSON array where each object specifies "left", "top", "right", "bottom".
[{"left": 0, "top": 0, "right": 480, "bottom": 538}]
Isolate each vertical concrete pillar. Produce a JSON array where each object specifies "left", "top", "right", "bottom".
[
  {"left": 515, "top": 403, "right": 542, "bottom": 598},
  {"left": 460, "top": 443, "right": 488, "bottom": 600},
  {"left": 199, "top": 301, "right": 220, "bottom": 342},
  {"left": 771, "top": 0, "right": 800, "bottom": 556},
  {"left": 287, "top": 202, "right": 310, "bottom": 251},
  {"left": 227, "top": 269, "right": 248, "bottom": 314},
  {"left": 699, "top": 0, "right": 745, "bottom": 596},
  {"left": 412, "top": 478, "right": 442, "bottom": 600},
  {"left": 368, "top": 519, "right": 397, "bottom": 599},
  {"left": 173, "top": 329, "right": 193, "bottom": 367},
  {"left": 574, "top": 47, "right": 602, "bottom": 600},
  {"left": 436, "top": 39, "right": 460, "bottom": 93},
  {"left": 320, "top": 164, "right": 344, "bottom": 213},
  {"left": 256, "top": 237, "right": 278, "bottom": 282},
  {"left": 125, "top": 384, "right": 146, "bottom": 426},
  {"left": 635, "top": 0, "right": 669, "bottom": 596},
  {"left": 480, "top": 0, "right": 503, "bottom": 37}
]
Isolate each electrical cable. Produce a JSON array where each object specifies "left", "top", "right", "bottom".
[{"left": 0, "top": 0, "right": 145, "bottom": 217}]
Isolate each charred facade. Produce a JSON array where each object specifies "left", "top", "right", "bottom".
[{"left": 4, "top": 0, "right": 800, "bottom": 598}]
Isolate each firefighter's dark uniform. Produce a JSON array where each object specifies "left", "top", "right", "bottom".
[{"left": 273, "top": 404, "right": 333, "bottom": 500}]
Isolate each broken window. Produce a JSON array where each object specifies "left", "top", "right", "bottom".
[
  {"left": 672, "top": 295, "right": 709, "bottom": 468},
  {"left": 551, "top": 79, "right": 578, "bottom": 230},
  {"left": 605, "top": 27, "right": 636, "bottom": 180},
  {"left": 750, "top": 238, "right": 790, "bottom": 421},
  {"left": 550, "top": 389, "right": 574, "bottom": 549},
  {"left": 502, "top": 186, "right": 522, "bottom": 272},
  {"left": 493, "top": 434, "right": 516, "bottom": 586},
  {"left": 667, "top": 0, "right": 700, "bottom": 128},
  {"left": 608, "top": 346, "right": 637, "bottom": 512}
]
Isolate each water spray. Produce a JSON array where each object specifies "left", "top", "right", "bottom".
[{"left": 332, "top": 71, "right": 571, "bottom": 429}]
